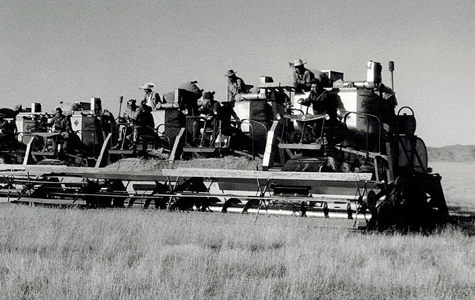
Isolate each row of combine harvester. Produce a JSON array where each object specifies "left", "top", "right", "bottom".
[{"left": 0, "top": 60, "right": 449, "bottom": 232}]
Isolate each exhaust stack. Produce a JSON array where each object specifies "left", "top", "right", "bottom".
[{"left": 389, "top": 61, "right": 395, "bottom": 91}]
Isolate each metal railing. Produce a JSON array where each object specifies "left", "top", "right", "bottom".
[
  {"left": 240, "top": 119, "right": 267, "bottom": 160},
  {"left": 341, "top": 110, "right": 383, "bottom": 157}
]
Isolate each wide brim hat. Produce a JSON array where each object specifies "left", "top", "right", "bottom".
[
  {"left": 293, "top": 59, "right": 307, "bottom": 67},
  {"left": 225, "top": 70, "right": 236, "bottom": 77},
  {"left": 139, "top": 82, "right": 155, "bottom": 89},
  {"left": 127, "top": 99, "right": 137, "bottom": 104}
]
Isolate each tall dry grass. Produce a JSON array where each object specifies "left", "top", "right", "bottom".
[{"left": 1, "top": 205, "right": 475, "bottom": 300}]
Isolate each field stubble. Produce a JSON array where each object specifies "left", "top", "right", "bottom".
[
  {"left": 0, "top": 160, "right": 473, "bottom": 299},
  {"left": 1, "top": 205, "right": 475, "bottom": 300}
]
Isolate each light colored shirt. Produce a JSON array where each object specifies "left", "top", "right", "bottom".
[
  {"left": 228, "top": 76, "right": 246, "bottom": 100},
  {"left": 143, "top": 91, "right": 161, "bottom": 109},
  {"left": 293, "top": 68, "right": 315, "bottom": 90}
]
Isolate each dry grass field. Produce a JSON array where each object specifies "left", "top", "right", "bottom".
[
  {"left": 431, "top": 162, "right": 475, "bottom": 213},
  {"left": 0, "top": 161, "right": 474, "bottom": 299}
]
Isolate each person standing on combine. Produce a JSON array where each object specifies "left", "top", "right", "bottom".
[
  {"left": 140, "top": 82, "right": 164, "bottom": 110},
  {"left": 197, "top": 91, "right": 221, "bottom": 144},
  {"left": 226, "top": 70, "right": 247, "bottom": 101},
  {"left": 50, "top": 107, "right": 74, "bottom": 153},
  {"left": 133, "top": 104, "right": 168, "bottom": 150},
  {"left": 292, "top": 59, "right": 315, "bottom": 91},
  {"left": 134, "top": 104, "right": 156, "bottom": 141}
]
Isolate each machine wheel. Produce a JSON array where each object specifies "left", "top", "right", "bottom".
[{"left": 372, "top": 175, "right": 439, "bottom": 233}]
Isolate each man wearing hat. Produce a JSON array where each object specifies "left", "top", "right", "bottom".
[
  {"left": 140, "top": 82, "right": 164, "bottom": 110},
  {"left": 292, "top": 59, "right": 315, "bottom": 91},
  {"left": 226, "top": 70, "right": 247, "bottom": 101}
]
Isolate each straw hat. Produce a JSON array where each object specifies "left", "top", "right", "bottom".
[
  {"left": 293, "top": 59, "right": 307, "bottom": 67},
  {"left": 225, "top": 70, "right": 236, "bottom": 77},
  {"left": 139, "top": 82, "right": 155, "bottom": 89}
]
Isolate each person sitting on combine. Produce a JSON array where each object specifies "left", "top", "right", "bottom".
[
  {"left": 297, "top": 79, "right": 336, "bottom": 143},
  {"left": 49, "top": 107, "right": 75, "bottom": 153},
  {"left": 292, "top": 59, "right": 315, "bottom": 92},
  {"left": 298, "top": 79, "right": 328, "bottom": 115},
  {"left": 226, "top": 70, "right": 248, "bottom": 101},
  {"left": 197, "top": 91, "right": 221, "bottom": 145},
  {"left": 114, "top": 99, "right": 140, "bottom": 149},
  {"left": 140, "top": 82, "right": 165, "bottom": 110},
  {"left": 0, "top": 113, "right": 16, "bottom": 142},
  {"left": 199, "top": 91, "right": 220, "bottom": 118}
]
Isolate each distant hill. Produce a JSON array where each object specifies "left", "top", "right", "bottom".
[{"left": 428, "top": 145, "right": 475, "bottom": 162}]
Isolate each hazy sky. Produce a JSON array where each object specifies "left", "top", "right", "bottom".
[{"left": 2, "top": 0, "right": 474, "bottom": 147}]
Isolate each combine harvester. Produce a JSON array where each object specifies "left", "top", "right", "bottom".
[
  {"left": 0, "top": 61, "right": 449, "bottom": 232},
  {"left": 12, "top": 100, "right": 106, "bottom": 167}
]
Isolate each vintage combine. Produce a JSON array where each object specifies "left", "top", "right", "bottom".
[
  {"left": 0, "top": 60, "right": 449, "bottom": 232},
  {"left": 12, "top": 100, "right": 105, "bottom": 166}
]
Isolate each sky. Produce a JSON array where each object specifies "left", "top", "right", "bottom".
[{"left": 1, "top": 0, "right": 475, "bottom": 147}]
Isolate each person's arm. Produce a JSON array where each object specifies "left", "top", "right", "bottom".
[
  {"left": 51, "top": 116, "right": 60, "bottom": 131},
  {"left": 212, "top": 102, "right": 221, "bottom": 116},
  {"left": 317, "top": 89, "right": 329, "bottom": 100},
  {"left": 122, "top": 105, "right": 132, "bottom": 119},
  {"left": 228, "top": 79, "right": 238, "bottom": 94},
  {"left": 378, "top": 84, "right": 397, "bottom": 107},
  {"left": 130, "top": 110, "right": 140, "bottom": 122},
  {"left": 154, "top": 92, "right": 164, "bottom": 105},
  {"left": 236, "top": 78, "right": 246, "bottom": 93},
  {"left": 298, "top": 92, "right": 314, "bottom": 106},
  {"left": 299, "top": 95, "right": 312, "bottom": 107},
  {"left": 293, "top": 71, "right": 299, "bottom": 86}
]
